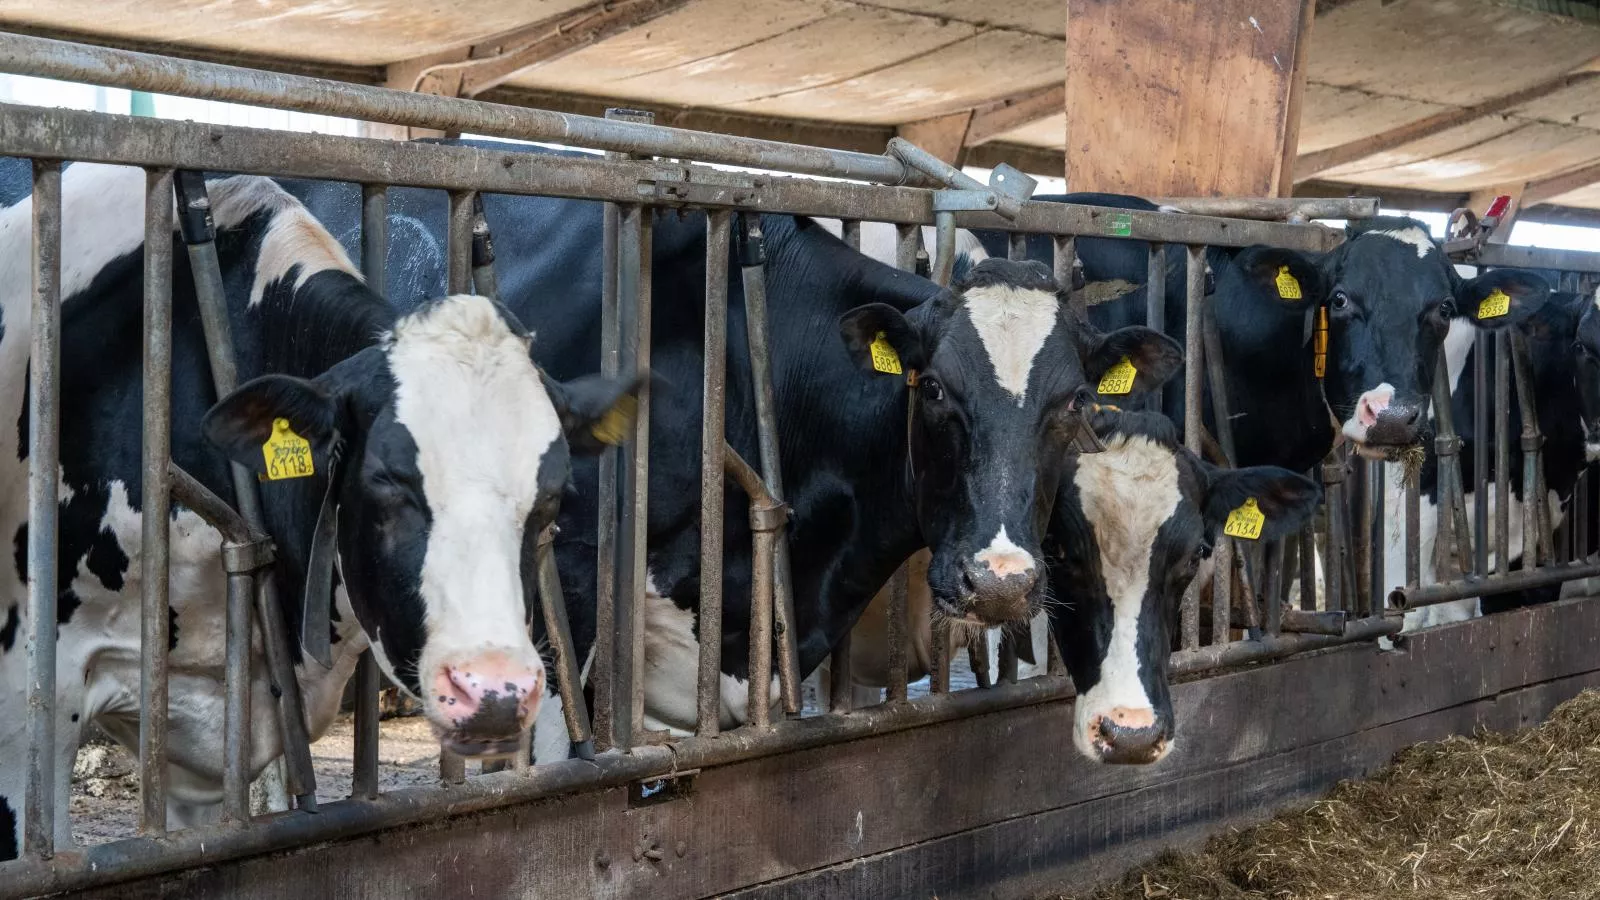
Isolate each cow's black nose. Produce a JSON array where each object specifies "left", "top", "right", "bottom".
[{"left": 1367, "top": 403, "right": 1422, "bottom": 444}]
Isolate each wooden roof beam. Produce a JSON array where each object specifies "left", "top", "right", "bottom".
[
  {"left": 1294, "top": 64, "right": 1600, "bottom": 183},
  {"left": 1524, "top": 161, "right": 1600, "bottom": 207},
  {"left": 894, "top": 83, "right": 1063, "bottom": 166},
  {"left": 385, "top": 0, "right": 693, "bottom": 99}
]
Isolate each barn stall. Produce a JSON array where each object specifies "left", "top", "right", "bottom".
[{"left": 1, "top": 1, "right": 1600, "bottom": 897}]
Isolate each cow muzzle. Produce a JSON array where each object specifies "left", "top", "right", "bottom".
[
  {"left": 1077, "top": 705, "right": 1172, "bottom": 765},
  {"left": 428, "top": 650, "right": 546, "bottom": 757},
  {"left": 1343, "top": 384, "right": 1424, "bottom": 455},
  {"left": 956, "top": 556, "right": 1039, "bottom": 625}
]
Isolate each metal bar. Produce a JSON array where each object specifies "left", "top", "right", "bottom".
[
  {"left": 352, "top": 183, "right": 386, "bottom": 799},
  {"left": 930, "top": 619, "right": 950, "bottom": 693},
  {"left": 998, "top": 634, "right": 1019, "bottom": 685},
  {"left": 351, "top": 653, "right": 380, "bottom": 800},
  {"left": 1474, "top": 330, "right": 1489, "bottom": 577},
  {"left": 1279, "top": 608, "right": 1346, "bottom": 636},
  {"left": 1322, "top": 456, "right": 1346, "bottom": 613},
  {"left": 884, "top": 222, "right": 920, "bottom": 704},
  {"left": 23, "top": 159, "right": 61, "bottom": 859},
  {"left": 1352, "top": 460, "right": 1371, "bottom": 615},
  {"left": 828, "top": 630, "right": 854, "bottom": 714},
  {"left": 1183, "top": 246, "right": 1205, "bottom": 456},
  {"left": 1299, "top": 520, "right": 1317, "bottom": 610},
  {"left": 1465, "top": 243, "right": 1600, "bottom": 275},
  {"left": 1213, "top": 539, "right": 1233, "bottom": 645},
  {"left": 1405, "top": 460, "right": 1421, "bottom": 588},
  {"left": 747, "top": 527, "right": 775, "bottom": 729},
  {"left": 138, "top": 166, "right": 174, "bottom": 835},
  {"left": 1492, "top": 330, "right": 1510, "bottom": 575},
  {"left": 222, "top": 571, "right": 254, "bottom": 822},
  {"left": 1054, "top": 234, "right": 1079, "bottom": 316},
  {"left": 166, "top": 463, "right": 253, "bottom": 544},
  {"left": 592, "top": 191, "right": 623, "bottom": 754},
  {"left": 737, "top": 214, "right": 800, "bottom": 716},
  {"left": 1153, "top": 196, "right": 1379, "bottom": 221},
  {"left": 1265, "top": 540, "right": 1284, "bottom": 636},
  {"left": 438, "top": 188, "right": 474, "bottom": 784},
  {"left": 1371, "top": 462, "right": 1386, "bottom": 614},
  {"left": 1511, "top": 333, "right": 1542, "bottom": 570},
  {"left": 841, "top": 220, "right": 861, "bottom": 252},
  {"left": 887, "top": 137, "right": 1016, "bottom": 218},
  {"left": 536, "top": 527, "right": 593, "bottom": 752},
  {"left": 1578, "top": 471, "right": 1590, "bottom": 562},
  {"left": 1169, "top": 616, "right": 1400, "bottom": 674},
  {"left": 1008, "top": 232, "right": 1027, "bottom": 260},
  {"left": 0, "top": 103, "right": 1339, "bottom": 252},
  {"left": 1145, "top": 243, "right": 1166, "bottom": 412},
  {"left": 931, "top": 211, "right": 956, "bottom": 286},
  {"left": 1390, "top": 561, "right": 1600, "bottom": 609},
  {"left": 446, "top": 190, "right": 473, "bottom": 294},
  {"left": 0, "top": 33, "right": 923, "bottom": 185},
  {"left": 1200, "top": 298, "right": 1235, "bottom": 466},
  {"left": 621, "top": 200, "right": 654, "bottom": 743},
  {"left": 696, "top": 210, "right": 730, "bottom": 737},
  {"left": 1433, "top": 352, "right": 1474, "bottom": 577}
]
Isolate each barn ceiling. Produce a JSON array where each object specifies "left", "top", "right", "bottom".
[{"left": 2, "top": 0, "right": 1600, "bottom": 212}]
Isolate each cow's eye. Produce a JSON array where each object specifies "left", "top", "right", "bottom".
[
  {"left": 1330, "top": 290, "right": 1351, "bottom": 311},
  {"left": 921, "top": 378, "right": 945, "bottom": 403}
]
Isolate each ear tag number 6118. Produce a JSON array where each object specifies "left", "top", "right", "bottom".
[{"left": 263, "top": 417, "right": 315, "bottom": 481}]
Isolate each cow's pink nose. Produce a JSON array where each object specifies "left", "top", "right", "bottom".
[
  {"left": 1357, "top": 389, "right": 1393, "bottom": 427},
  {"left": 432, "top": 654, "right": 544, "bottom": 729}
]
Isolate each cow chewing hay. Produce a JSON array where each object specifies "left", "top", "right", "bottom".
[{"left": 1061, "top": 689, "right": 1600, "bottom": 900}]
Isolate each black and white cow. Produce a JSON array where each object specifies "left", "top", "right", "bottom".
[
  {"left": 1047, "top": 408, "right": 1321, "bottom": 763},
  {"left": 1386, "top": 279, "right": 1600, "bottom": 627},
  {"left": 285, "top": 158, "right": 1182, "bottom": 748},
  {"left": 0, "top": 163, "right": 636, "bottom": 857}
]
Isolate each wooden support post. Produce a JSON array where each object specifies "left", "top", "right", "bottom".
[{"left": 1064, "top": 0, "right": 1315, "bottom": 196}]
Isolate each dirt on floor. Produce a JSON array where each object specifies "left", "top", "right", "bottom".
[{"left": 1060, "top": 689, "right": 1600, "bottom": 900}]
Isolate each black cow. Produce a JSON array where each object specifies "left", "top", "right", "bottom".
[
  {"left": 1047, "top": 408, "right": 1320, "bottom": 763},
  {"left": 283, "top": 147, "right": 1183, "bottom": 747},
  {"left": 0, "top": 163, "right": 635, "bottom": 857}
]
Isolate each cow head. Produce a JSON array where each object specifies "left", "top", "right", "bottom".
[
  {"left": 840, "top": 258, "right": 1182, "bottom": 627},
  {"left": 1322, "top": 219, "right": 1547, "bottom": 458},
  {"left": 205, "top": 294, "right": 638, "bottom": 757},
  {"left": 1511, "top": 284, "right": 1599, "bottom": 460},
  {"left": 1048, "top": 409, "right": 1319, "bottom": 764}
]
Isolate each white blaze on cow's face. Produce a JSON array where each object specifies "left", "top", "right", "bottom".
[
  {"left": 1066, "top": 432, "right": 1183, "bottom": 765},
  {"left": 384, "top": 295, "right": 558, "bottom": 751},
  {"left": 964, "top": 283, "right": 1059, "bottom": 407}
]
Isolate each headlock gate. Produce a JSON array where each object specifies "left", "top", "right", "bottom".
[{"left": 0, "top": 31, "right": 1599, "bottom": 900}]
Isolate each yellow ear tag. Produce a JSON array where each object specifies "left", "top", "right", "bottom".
[
  {"left": 869, "top": 331, "right": 902, "bottom": 375},
  {"left": 1275, "top": 266, "right": 1302, "bottom": 301},
  {"left": 1223, "top": 497, "right": 1266, "bottom": 541},
  {"left": 262, "top": 418, "right": 314, "bottom": 481},
  {"left": 590, "top": 395, "right": 638, "bottom": 446},
  {"left": 1478, "top": 288, "right": 1511, "bottom": 320},
  {"left": 1097, "top": 356, "right": 1137, "bottom": 396}
]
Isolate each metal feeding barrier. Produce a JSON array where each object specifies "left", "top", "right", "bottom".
[{"left": 3, "top": 29, "right": 1588, "bottom": 898}]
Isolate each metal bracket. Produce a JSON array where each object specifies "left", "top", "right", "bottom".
[
  {"left": 1435, "top": 434, "right": 1464, "bottom": 457},
  {"left": 642, "top": 167, "right": 762, "bottom": 208},
  {"left": 988, "top": 163, "right": 1038, "bottom": 203},
  {"left": 221, "top": 537, "right": 275, "bottom": 574}
]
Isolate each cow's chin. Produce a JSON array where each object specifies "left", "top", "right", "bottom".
[{"left": 432, "top": 724, "right": 531, "bottom": 760}]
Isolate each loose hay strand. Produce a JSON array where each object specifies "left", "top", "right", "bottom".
[{"left": 1057, "top": 690, "right": 1600, "bottom": 900}]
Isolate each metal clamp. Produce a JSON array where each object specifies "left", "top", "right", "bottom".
[
  {"left": 1435, "top": 434, "right": 1464, "bottom": 457},
  {"left": 1320, "top": 460, "right": 1347, "bottom": 484},
  {"left": 749, "top": 500, "right": 790, "bottom": 533},
  {"left": 221, "top": 537, "right": 275, "bottom": 574},
  {"left": 1521, "top": 432, "right": 1544, "bottom": 453},
  {"left": 643, "top": 168, "right": 762, "bottom": 208},
  {"left": 932, "top": 189, "right": 1001, "bottom": 213},
  {"left": 886, "top": 137, "right": 1030, "bottom": 221}
]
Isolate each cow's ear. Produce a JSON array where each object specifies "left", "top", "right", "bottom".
[
  {"left": 203, "top": 374, "right": 340, "bottom": 479},
  {"left": 1201, "top": 465, "right": 1321, "bottom": 543},
  {"left": 1455, "top": 268, "right": 1550, "bottom": 329},
  {"left": 839, "top": 303, "right": 927, "bottom": 376},
  {"left": 1232, "top": 246, "right": 1326, "bottom": 307},
  {"left": 545, "top": 371, "right": 647, "bottom": 457},
  {"left": 1084, "top": 326, "right": 1183, "bottom": 396}
]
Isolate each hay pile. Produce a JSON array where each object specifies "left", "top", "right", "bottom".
[{"left": 1065, "top": 690, "right": 1600, "bottom": 900}]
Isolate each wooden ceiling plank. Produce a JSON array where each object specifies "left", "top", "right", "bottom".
[
  {"left": 384, "top": 0, "right": 694, "bottom": 99},
  {"left": 895, "top": 110, "right": 974, "bottom": 165},
  {"left": 1295, "top": 65, "right": 1600, "bottom": 182}
]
